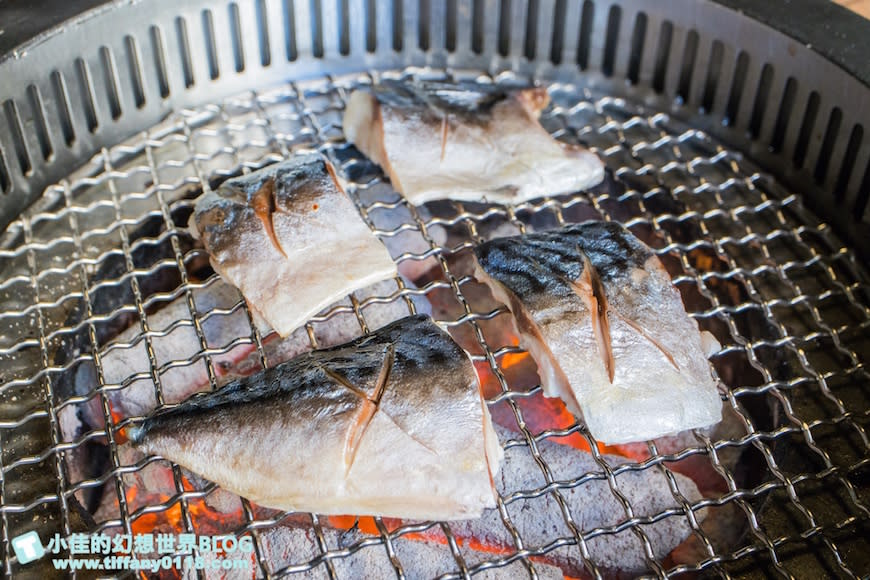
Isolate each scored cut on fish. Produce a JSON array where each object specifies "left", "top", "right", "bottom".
[
  {"left": 191, "top": 154, "right": 397, "bottom": 337},
  {"left": 473, "top": 221, "right": 722, "bottom": 444},
  {"left": 63, "top": 276, "right": 429, "bottom": 517},
  {"left": 128, "top": 315, "right": 503, "bottom": 520},
  {"left": 343, "top": 80, "right": 605, "bottom": 205}
]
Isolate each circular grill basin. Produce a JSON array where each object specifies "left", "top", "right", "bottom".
[{"left": 0, "top": 0, "right": 868, "bottom": 578}]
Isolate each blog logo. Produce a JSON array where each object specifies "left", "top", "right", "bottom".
[{"left": 11, "top": 531, "right": 45, "bottom": 564}]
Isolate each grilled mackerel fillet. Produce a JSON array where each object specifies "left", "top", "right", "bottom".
[
  {"left": 473, "top": 221, "right": 722, "bottom": 444},
  {"left": 191, "top": 154, "right": 397, "bottom": 337},
  {"left": 343, "top": 80, "right": 604, "bottom": 205},
  {"left": 129, "top": 315, "right": 503, "bottom": 520}
]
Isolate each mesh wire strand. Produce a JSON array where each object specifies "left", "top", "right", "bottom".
[{"left": 0, "top": 68, "right": 867, "bottom": 579}]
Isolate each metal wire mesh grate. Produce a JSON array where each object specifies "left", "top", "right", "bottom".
[{"left": 0, "top": 68, "right": 868, "bottom": 578}]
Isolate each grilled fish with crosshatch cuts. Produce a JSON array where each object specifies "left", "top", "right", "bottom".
[
  {"left": 128, "top": 315, "right": 503, "bottom": 520},
  {"left": 473, "top": 221, "right": 722, "bottom": 444},
  {"left": 191, "top": 154, "right": 397, "bottom": 338},
  {"left": 343, "top": 79, "right": 604, "bottom": 205}
]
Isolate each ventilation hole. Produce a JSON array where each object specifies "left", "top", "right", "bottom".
[
  {"left": 855, "top": 160, "right": 870, "bottom": 220},
  {"left": 418, "top": 0, "right": 430, "bottom": 51},
  {"left": 793, "top": 91, "right": 820, "bottom": 167},
  {"left": 770, "top": 77, "right": 797, "bottom": 153},
  {"left": 577, "top": 0, "right": 594, "bottom": 69},
  {"left": 724, "top": 51, "right": 749, "bottom": 126},
  {"left": 524, "top": 0, "right": 540, "bottom": 60},
  {"left": 149, "top": 26, "right": 171, "bottom": 98},
  {"left": 256, "top": 0, "right": 272, "bottom": 66},
  {"left": 472, "top": 0, "right": 485, "bottom": 55},
  {"left": 366, "top": 0, "right": 377, "bottom": 52},
  {"left": 626, "top": 12, "right": 647, "bottom": 85},
  {"left": 550, "top": 0, "right": 567, "bottom": 64},
  {"left": 202, "top": 10, "right": 220, "bottom": 79},
  {"left": 446, "top": 0, "right": 457, "bottom": 52},
  {"left": 51, "top": 71, "right": 75, "bottom": 146},
  {"left": 338, "top": 0, "right": 350, "bottom": 55},
  {"left": 311, "top": 0, "right": 324, "bottom": 57},
  {"left": 748, "top": 63, "right": 774, "bottom": 138},
  {"left": 228, "top": 4, "right": 245, "bottom": 72},
  {"left": 701, "top": 39, "right": 723, "bottom": 113},
  {"left": 124, "top": 36, "right": 146, "bottom": 109},
  {"left": 652, "top": 20, "right": 673, "bottom": 93},
  {"left": 834, "top": 125, "right": 863, "bottom": 201},
  {"left": 176, "top": 17, "right": 195, "bottom": 87},
  {"left": 3, "top": 100, "right": 32, "bottom": 175},
  {"left": 498, "top": 0, "right": 511, "bottom": 57},
  {"left": 392, "top": 0, "right": 403, "bottom": 51},
  {"left": 74, "top": 58, "right": 99, "bottom": 133},
  {"left": 601, "top": 5, "right": 621, "bottom": 77},
  {"left": 676, "top": 30, "right": 699, "bottom": 104},
  {"left": 99, "top": 47, "right": 122, "bottom": 120},
  {"left": 284, "top": 0, "right": 298, "bottom": 61},
  {"left": 814, "top": 107, "right": 842, "bottom": 184},
  {"left": 0, "top": 149, "right": 9, "bottom": 193},
  {"left": 26, "top": 85, "right": 53, "bottom": 161}
]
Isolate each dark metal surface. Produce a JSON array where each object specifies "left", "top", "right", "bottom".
[
  {"left": 0, "top": 0, "right": 112, "bottom": 61},
  {"left": 714, "top": 0, "right": 870, "bottom": 89}
]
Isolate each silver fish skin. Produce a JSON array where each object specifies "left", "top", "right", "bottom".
[
  {"left": 343, "top": 80, "right": 604, "bottom": 205},
  {"left": 191, "top": 154, "right": 397, "bottom": 337},
  {"left": 129, "top": 315, "right": 503, "bottom": 520},
  {"left": 473, "top": 221, "right": 722, "bottom": 444}
]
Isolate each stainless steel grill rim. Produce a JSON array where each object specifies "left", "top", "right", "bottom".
[{"left": 0, "top": 66, "right": 867, "bottom": 578}]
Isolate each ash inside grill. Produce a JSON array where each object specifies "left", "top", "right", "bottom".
[{"left": 2, "top": 69, "right": 868, "bottom": 578}]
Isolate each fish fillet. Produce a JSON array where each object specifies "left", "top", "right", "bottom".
[
  {"left": 343, "top": 80, "right": 605, "bottom": 205},
  {"left": 129, "top": 315, "right": 503, "bottom": 520},
  {"left": 473, "top": 221, "right": 722, "bottom": 444},
  {"left": 191, "top": 154, "right": 397, "bottom": 337}
]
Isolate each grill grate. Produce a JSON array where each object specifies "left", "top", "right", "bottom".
[{"left": 0, "top": 68, "right": 868, "bottom": 578}]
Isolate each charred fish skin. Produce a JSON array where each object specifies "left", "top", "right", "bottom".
[
  {"left": 343, "top": 80, "right": 605, "bottom": 205},
  {"left": 474, "top": 221, "right": 722, "bottom": 444},
  {"left": 129, "top": 315, "right": 503, "bottom": 521},
  {"left": 191, "top": 154, "right": 397, "bottom": 337},
  {"left": 362, "top": 80, "right": 516, "bottom": 126}
]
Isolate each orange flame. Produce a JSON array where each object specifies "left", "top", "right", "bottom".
[{"left": 475, "top": 353, "right": 645, "bottom": 460}]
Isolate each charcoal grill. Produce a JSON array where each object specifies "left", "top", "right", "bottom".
[{"left": 1, "top": 0, "right": 869, "bottom": 578}]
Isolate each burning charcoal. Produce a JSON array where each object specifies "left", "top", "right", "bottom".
[
  {"left": 99, "top": 281, "right": 254, "bottom": 419},
  {"left": 614, "top": 402, "right": 747, "bottom": 496},
  {"left": 669, "top": 502, "right": 745, "bottom": 568},
  {"left": 180, "top": 468, "right": 244, "bottom": 515},
  {"left": 365, "top": 201, "right": 448, "bottom": 284},
  {"left": 257, "top": 526, "right": 564, "bottom": 579},
  {"left": 444, "top": 427, "right": 705, "bottom": 576},
  {"left": 54, "top": 208, "right": 204, "bottom": 511}
]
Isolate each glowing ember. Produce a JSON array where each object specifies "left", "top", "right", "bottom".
[{"left": 475, "top": 355, "right": 643, "bottom": 460}]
